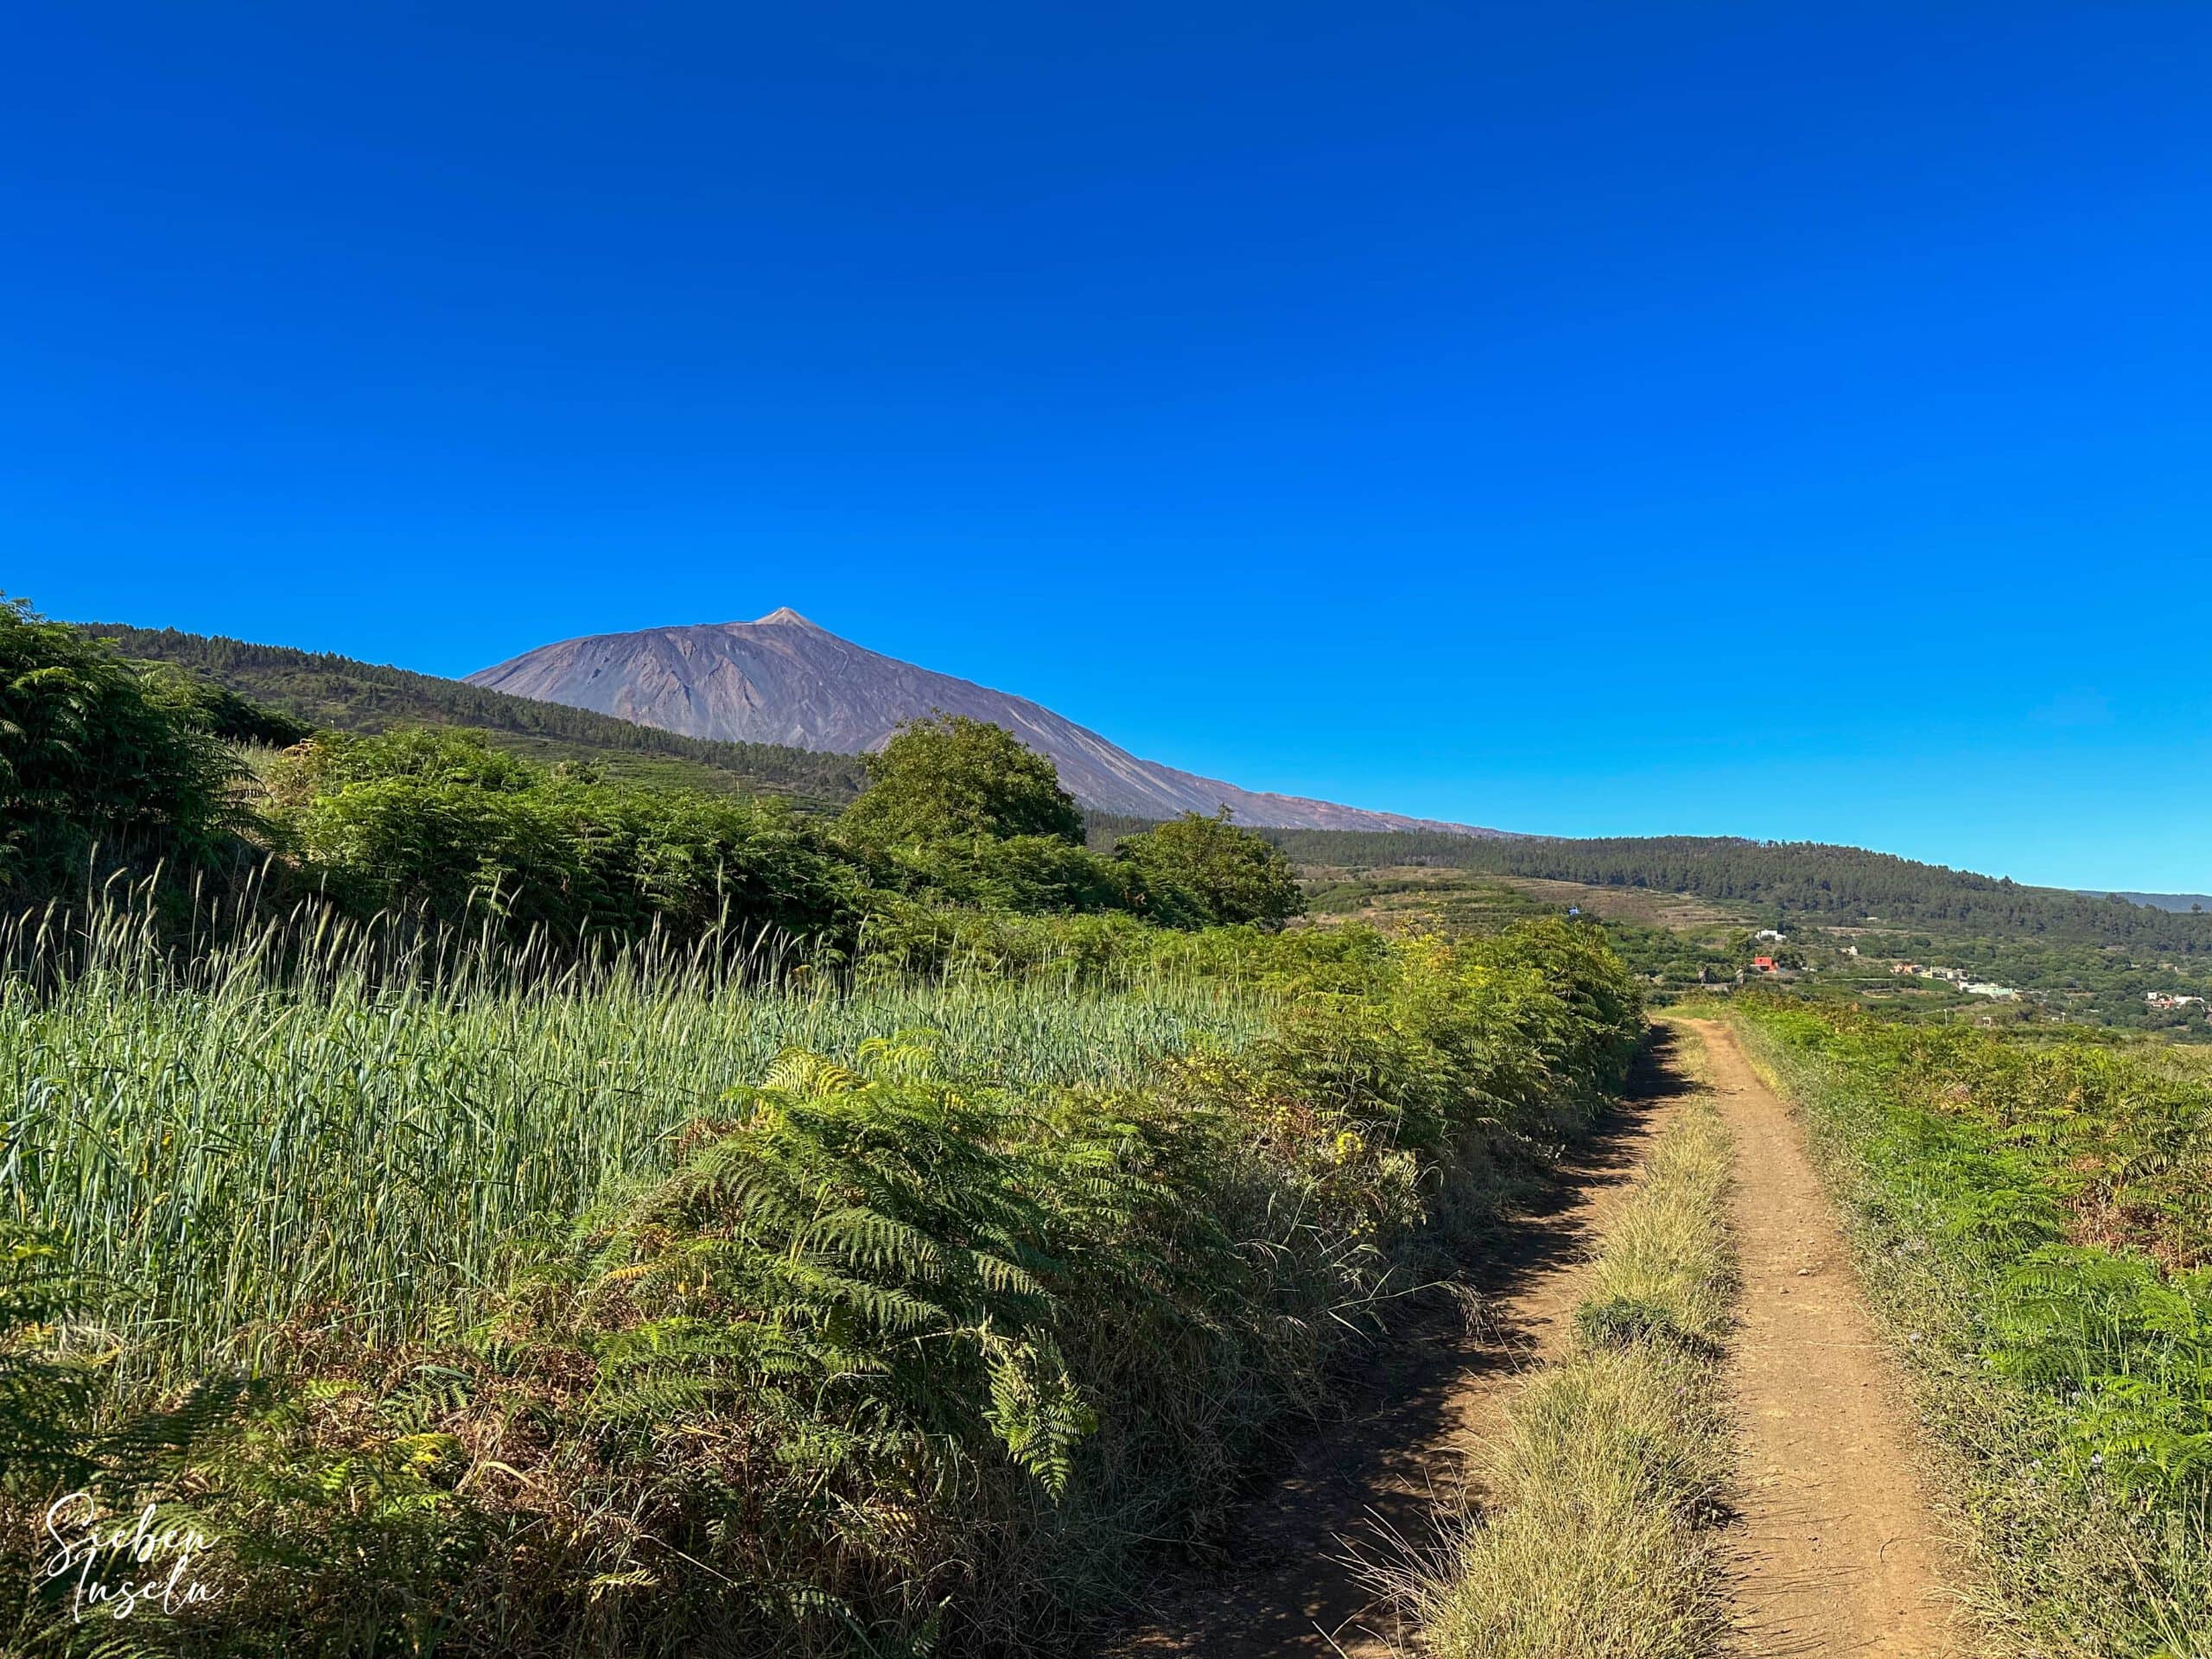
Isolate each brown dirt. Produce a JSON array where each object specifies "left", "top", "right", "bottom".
[
  {"left": 1091, "top": 1034, "right": 1695, "bottom": 1659},
  {"left": 1683, "top": 1019, "right": 1965, "bottom": 1656}
]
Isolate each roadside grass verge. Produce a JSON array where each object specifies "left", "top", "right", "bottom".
[
  {"left": 1733, "top": 1003, "right": 2212, "bottom": 1656},
  {"left": 1412, "top": 1060, "right": 1738, "bottom": 1659}
]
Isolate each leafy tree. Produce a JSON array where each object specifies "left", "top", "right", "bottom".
[
  {"left": 0, "top": 596, "right": 244, "bottom": 899},
  {"left": 839, "top": 716, "right": 1084, "bottom": 849},
  {"left": 1116, "top": 810, "right": 1304, "bottom": 929}
]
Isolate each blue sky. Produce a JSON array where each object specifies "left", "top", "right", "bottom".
[{"left": 6, "top": 3, "right": 2209, "bottom": 889}]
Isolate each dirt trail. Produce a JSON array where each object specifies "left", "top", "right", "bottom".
[
  {"left": 1683, "top": 1019, "right": 1962, "bottom": 1657},
  {"left": 1096, "top": 1035, "right": 1694, "bottom": 1659}
]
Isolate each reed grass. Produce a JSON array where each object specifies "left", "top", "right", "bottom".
[
  {"left": 0, "top": 880, "right": 1260, "bottom": 1388},
  {"left": 0, "top": 889, "right": 1648, "bottom": 1657}
]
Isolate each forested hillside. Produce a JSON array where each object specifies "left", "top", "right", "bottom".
[
  {"left": 1255, "top": 828, "right": 2212, "bottom": 960},
  {"left": 86, "top": 623, "right": 868, "bottom": 805}
]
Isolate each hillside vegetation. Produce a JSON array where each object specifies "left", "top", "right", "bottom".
[
  {"left": 83, "top": 621, "right": 870, "bottom": 804},
  {"left": 1247, "top": 828, "right": 2212, "bottom": 1034},
  {"left": 1256, "top": 829, "right": 2212, "bottom": 957}
]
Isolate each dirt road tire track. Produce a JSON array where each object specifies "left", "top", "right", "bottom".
[
  {"left": 1685, "top": 1018, "right": 1964, "bottom": 1657},
  {"left": 1100, "top": 1021, "right": 1967, "bottom": 1659}
]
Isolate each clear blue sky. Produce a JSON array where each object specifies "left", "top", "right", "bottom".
[{"left": 7, "top": 3, "right": 2209, "bottom": 890}]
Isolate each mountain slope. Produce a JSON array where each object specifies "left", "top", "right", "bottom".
[
  {"left": 468, "top": 609, "right": 1504, "bottom": 835},
  {"left": 83, "top": 624, "right": 868, "bottom": 805}
]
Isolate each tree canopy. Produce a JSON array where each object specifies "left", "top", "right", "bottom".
[
  {"left": 1115, "top": 810, "right": 1303, "bottom": 929},
  {"left": 838, "top": 715, "right": 1084, "bottom": 849}
]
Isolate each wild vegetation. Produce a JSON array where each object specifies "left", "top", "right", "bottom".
[
  {"left": 8, "top": 604, "right": 1310, "bottom": 949},
  {"left": 0, "top": 598, "right": 1646, "bottom": 1656},
  {"left": 1737, "top": 1001, "right": 2212, "bottom": 1652},
  {"left": 1, "top": 892, "right": 1252, "bottom": 1389},
  {"left": 1412, "top": 1073, "right": 1738, "bottom": 1659},
  {"left": 1, "top": 899, "right": 1640, "bottom": 1656},
  {"left": 1, "top": 600, "right": 255, "bottom": 903},
  {"left": 1265, "top": 826, "right": 2212, "bottom": 1034},
  {"left": 1255, "top": 830, "right": 2212, "bottom": 963}
]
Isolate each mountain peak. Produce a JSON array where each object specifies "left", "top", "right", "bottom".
[{"left": 467, "top": 618, "right": 1505, "bottom": 837}]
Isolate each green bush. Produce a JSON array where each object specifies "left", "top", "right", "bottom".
[
  {"left": 270, "top": 728, "right": 868, "bottom": 946},
  {"left": 136, "top": 664, "right": 316, "bottom": 749},
  {"left": 873, "top": 831, "right": 1139, "bottom": 917},
  {"left": 0, "top": 597, "right": 246, "bottom": 901},
  {"left": 838, "top": 715, "right": 1084, "bottom": 850}
]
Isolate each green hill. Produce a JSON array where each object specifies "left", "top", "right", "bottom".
[
  {"left": 1250, "top": 827, "right": 2212, "bottom": 957},
  {"left": 1243, "top": 827, "right": 2212, "bottom": 1032},
  {"left": 81, "top": 623, "right": 868, "bottom": 807}
]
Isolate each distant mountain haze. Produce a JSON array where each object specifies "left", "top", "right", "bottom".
[
  {"left": 468, "top": 610, "right": 1504, "bottom": 835},
  {"left": 2087, "top": 892, "right": 2212, "bottom": 913}
]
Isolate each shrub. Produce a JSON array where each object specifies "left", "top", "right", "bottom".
[
  {"left": 0, "top": 921, "right": 1643, "bottom": 1656},
  {"left": 136, "top": 664, "right": 316, "bottom": 749},
  {"left": 269, "top": 728, "right": 868, "bottom": 946},
  {"left": 0, "top": 598, "right": 245, "bottom": 900},
  {"left": 876, "top": 832, "right": 1139, "bottom": 917}
]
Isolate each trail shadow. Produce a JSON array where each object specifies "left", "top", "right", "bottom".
[{"left": 1094, "top": 1027, "right": 1700, "bottom": 1659}]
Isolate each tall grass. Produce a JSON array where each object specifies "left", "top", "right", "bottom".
[
  {"left": 0, "top": 883, "right": 1260, "bottom": 1387},
  {"left": 1, "top": 898, "right": 1646, "bottom": 1657},
  {"left": 1413, "top": 1081, "right": 1737, "bottom": 1659}
]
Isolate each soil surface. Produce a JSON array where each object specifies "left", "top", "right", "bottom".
[
  {"left": 1093, "top": 1033, "right": 1695, "bottom": 1659},
  {"left": 1686, "top": 1019, "right": 1963, "bottom": 1657}
]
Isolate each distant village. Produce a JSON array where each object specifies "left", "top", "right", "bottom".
[
  {"left": 1739, "top": 932, "right": 2026, "bottom": 1001},
  {"left": 1888, "top": 962, "right": 2021, "bottom": 1000},
  {"left": 1729, "top": 933, "right": 2205, "bottom": 1022},
  {"left": 1891, "top": 963, "right": 2207, "bottom": 1016}
]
